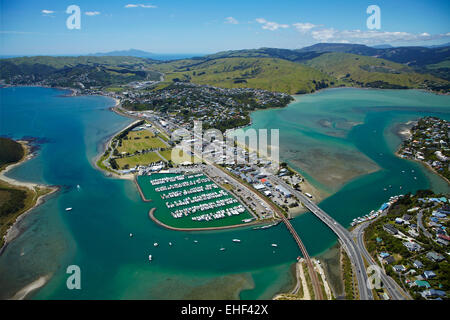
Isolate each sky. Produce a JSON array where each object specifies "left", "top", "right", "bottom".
[{"left": 0, "top": 0, "right": 449, "bottom": 55}]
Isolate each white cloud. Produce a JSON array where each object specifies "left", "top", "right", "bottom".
[
  {"left": 290, "top": 20, "right": 450, "bottom": 45},
  {"left": 255, "top": 18, "right": 289, "bottom": 31},
  {"left": 41, "top": 10, "right": 54, "bottom": 15},
  {"left": 125, "top": 4, "right": 157, "bottom": 8},
  {"left": 225, "top": 17, "right": 239, "bottom": 25},
  {"left": 85, "top": 11, "right": 100, "bottom": 16},
  {"left": 312, "top": 29, "right": 450, "bottom": 44},
  {"left": 293, "top": 22, "right": 318, "bottom": 33}
]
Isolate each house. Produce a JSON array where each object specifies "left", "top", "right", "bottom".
[
  {"left": 413, "top": 260, "right": 424, "bottom": 269},
  {"left": 395, "top": 218, "right": 404, "bottom": 225},
  {"left": 414, "top": 280, "right": 431, "bottom": 288},
  {"left": 403, "top": 241, "right": 423, "bottom": 252},
  {"left": 383, "top": 256, "right": 395, "bottom": 265},
  {"left": 408, "top": 228, "right": 419, "bottom": 238},
  {"left": 423, "top": 270, "right": 437, "bottom": 279},
  {"left": 393, "top": 265, "right": 406, "bottom": 273},
  {"left": 436, "top": 238, "right": 449, "bottom": 246},
  {"left": 383, "top": 224, "right": 399, "bottom": 235},
  {"left": 426, "top": 251, "right": 445, "bottom": 262},
  {"left": 275, "top": 185, "right": 292, "bottom": 198},
  {"left": 421, "top": 289, "right": 446, "bottom": 298},
  {"left": 379, "top": 252, "right": 390, "bottom": 259},
  {"left": 438, "top": 234, "right": 450, "bottom": 241},
  {"left": 402, "top": 214, "right": 413, "bottom": 221}
]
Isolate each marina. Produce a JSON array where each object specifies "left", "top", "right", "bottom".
[{"left": 137, "top": 173, "right": 255, "bottom": 229}]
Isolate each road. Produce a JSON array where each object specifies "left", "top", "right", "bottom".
[
  {"left": 147, "top": 114, "right": 325, "bottom": 300},
  {"left": 352, "top": 221, "right": 411, "bottom": 300},
  {"left": 417, "top": 210, "right": 432, "bottom": 239},
  {"left": 270, "top": 176, "right": 374, "bottom": 300}
]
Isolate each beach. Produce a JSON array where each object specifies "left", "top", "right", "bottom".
[{"left": 0, "top": 141, "right": 59, "bottom": 254}]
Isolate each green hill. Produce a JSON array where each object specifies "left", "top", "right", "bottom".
[
  {"left": 0, "top": 138, "right": 24, "bottom": 169},
  {"left": 303, "top": 52, "right": 450, "bottom": 92},
  {"left": 0, "top": 56, "right": 159, "bottom": 88},
  {"left": 152, "top": 57, "right": 339, "bottom": 94}
]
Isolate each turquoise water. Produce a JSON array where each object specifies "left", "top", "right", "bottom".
[
  {"left": 0, "top": 86, "right": 449, "bottom": 300},
  {"left": 0, "top": 87, "right": 301, "bottom": 300}
]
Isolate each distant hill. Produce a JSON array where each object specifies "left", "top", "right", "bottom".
[
  {"left": 372, "top": 44, "right": 393, "bottom": 49},
  {"left": 297, "top": 43, "right": 450, "bottom": 67},
  {"left": 151, "top": 57, "right": 339, "bottom": 94},
  {"left": 91, "top": 49, "right": 201, "bottom": 61},
  {"left": 0, "top": 56, "right": 160, "bottom": 88},
  {"left": 0, "top": 138, "right": 24, "bottom": 169},
  {"left": 91, "top": 49, "right": 156, "bottom": 58},
  {"left": 1, "top": 43, "right": 449, "bottom": 93},
  {"left": 304, "top": 52, "right": 449, "bottom": 91}
]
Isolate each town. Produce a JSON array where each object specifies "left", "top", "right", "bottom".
[
  {"left": 363, "top": 191, "right": 449, "bottom": 300},
  {"left": 399, "top": 117, "right": 450, "bottom": 181}
]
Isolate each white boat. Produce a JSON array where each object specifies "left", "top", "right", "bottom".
[
  {"left": 169, "top": 242, "right": 173, "bottom": 246},
  {"left": 271, "top": 244, "right": 278, "bottom": 247},
  {"left": 153, "top": 242, "right": 159, "bottom": 247},
  {"left": 148, "top": 254, "right": 152, "bottom": 261},
  {"left": 232, "top": 239, "right": 241, "bottom": 243},
  {"left": 194, "top": 240, "right": 198, "bottom": 243},
  {"left": 129, "top": 233, "right": 133, "bottom": 237},
  {"left": 65, "top": 207, "right": 73, "bottom": 211},
  {"left": 220, "top": 248, "right": 226, "bottom": 251}
]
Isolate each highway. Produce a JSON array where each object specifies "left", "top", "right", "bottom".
[
  {"left": 351, "top": 218, "right": 412, "bottom": 300},
  {"left": 144, "top": 114, "right": 325, "bottom": 300},
  {"left": 270, "top": 176, "right": 374, "bottom": 300},
  {"left": 118, "top": 109, "right": 368, "bottom": 300}
]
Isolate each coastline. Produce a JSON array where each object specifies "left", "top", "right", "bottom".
[
  {"left": 393, "top": 120, "right": 450, "bottom": 186},
  {"left": 0, "top": 140, "right": 59, "bottom": 254}
]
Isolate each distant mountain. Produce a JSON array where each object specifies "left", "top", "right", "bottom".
[
  {"left": 297, "top": 43, "right": 379, "bottom": 56},
  {"left": 297, "top": 43, "right": 450, "bottom": 67},
  {"left": 372, "top": 44, "right": 393, "bottom": 49},
  {"left": 91, "top": 49, "right": 202, "bottom": 61},
  {"left": 427, "top": 42, "right": 450, "bottom": 48}
]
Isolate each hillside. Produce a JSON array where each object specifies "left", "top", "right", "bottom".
[
  {"left": 0, "top": 138, "right": 24, "bottom": 169},
  {"left": 151, "top": 57, "right": 339, "bottom": 94},
  {"left": 0, "top": 56, "right": 160, "bottom": 88},
  {"left": 303, "top": 52, "right": 450, "bottom": 92}
]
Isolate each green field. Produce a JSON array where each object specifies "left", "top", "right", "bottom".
[
  {"left": 116, "top": 152, "right": 163, "bottom": 169},
  {"left": 117, "top": 130, "right": 168, "bottom": 154}
]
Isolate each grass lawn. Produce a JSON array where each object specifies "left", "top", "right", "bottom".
[
  {"left": 159, "top": 149, "right": 173, "bottom": 161},
  {"left": 115, "top": 152, "right": 163, "bottom": 169},
  {"left": 117, "top": 130, "right": 167, "bottom": 154}
]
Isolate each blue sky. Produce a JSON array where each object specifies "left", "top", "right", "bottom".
[{"left": 0, "top": 0, "right": 449, "bottom": 55}]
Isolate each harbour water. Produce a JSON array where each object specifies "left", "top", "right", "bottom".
[{"left": 0, "top": 86, "right": 449, "bottom": 299}]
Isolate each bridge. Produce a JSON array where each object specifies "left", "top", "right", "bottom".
[
  {"left": 270, "top": 176, "right": 374, "bottom": 300},
  {"left": 279, "top": 213, "right": 324, "bottom": 300}
]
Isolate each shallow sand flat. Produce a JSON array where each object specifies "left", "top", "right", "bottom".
[{"left": 10, "top": 275, "right": 50, "bottom": 300}]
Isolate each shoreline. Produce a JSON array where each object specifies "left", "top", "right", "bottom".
[
  {"left": 393, "top": 120, "right": 450, "bottom": 186},
  {"left": 394, "top": 149, "right": 450, "bottom": 185},
  {"left": 0, "top": 140, "right": 59, "bottom": 254},
  {"left": 147, "top": 207, "right": 263, "bottom": 232}
]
